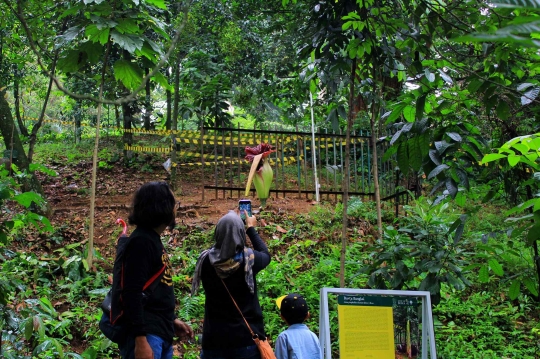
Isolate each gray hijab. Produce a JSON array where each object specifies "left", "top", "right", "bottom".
[
  {"left": 191, "top": 211, "right": 255, "bottom": 295},
  {"left": 208, "top": 211, "right": 246, "bottom": 265}
]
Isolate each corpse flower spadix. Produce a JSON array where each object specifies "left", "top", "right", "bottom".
[{"left": 245, "top": 143, "right": 276, "bottom": 208}]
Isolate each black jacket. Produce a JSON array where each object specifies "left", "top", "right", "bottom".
[
  {"left": 122, "top": 227, "right": 176, "bottom": 341},
  {"left": 201, "top": 227, "right": 271, "bottom": 349}
]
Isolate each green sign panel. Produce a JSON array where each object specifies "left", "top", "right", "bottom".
[{"left": 338, "top": 295, "right": 394, "bottom": 307}]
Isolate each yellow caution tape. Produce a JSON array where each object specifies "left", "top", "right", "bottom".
[{"left": 124, "top": 144, "right": 171, "bottom": 153}]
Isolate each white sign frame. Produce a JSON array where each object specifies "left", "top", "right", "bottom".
[{"left": 319, "top": 288, "right": 437, "bottom": 359}]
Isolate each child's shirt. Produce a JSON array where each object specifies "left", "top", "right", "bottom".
[{"left": 275, "top": 323, "right": 322, "bottom": 359}]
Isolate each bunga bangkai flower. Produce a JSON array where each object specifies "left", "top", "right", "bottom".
[{"left": 244, "top": 143, "right": 276, "bottom": 208}]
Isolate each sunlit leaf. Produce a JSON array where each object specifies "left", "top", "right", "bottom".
[{"left": 488, "top": 259, "right": 503, "bottom": 276}]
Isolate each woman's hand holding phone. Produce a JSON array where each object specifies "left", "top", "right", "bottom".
[{"left": 244, "top": 211, "right": 257, "bottom": 228}]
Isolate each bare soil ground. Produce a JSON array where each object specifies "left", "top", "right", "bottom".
[{"left": 38, "top": 160, "right": 322, "bottom": 255}]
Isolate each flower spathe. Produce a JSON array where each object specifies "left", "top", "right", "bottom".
[{"left": 244, "top": 143, "right": 276, "bottom": 207}]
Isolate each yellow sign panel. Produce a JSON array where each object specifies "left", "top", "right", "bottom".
[{"left": 338, "top": 297, "right": 395, "bottom": 359}]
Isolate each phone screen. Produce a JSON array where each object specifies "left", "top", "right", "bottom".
[{"left": 239, "top": 200, "right": 252, "bottom": 221}]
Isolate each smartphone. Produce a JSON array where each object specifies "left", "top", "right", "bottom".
[{"left": 238, "top": 199, "right": 252, "bottom": 222}]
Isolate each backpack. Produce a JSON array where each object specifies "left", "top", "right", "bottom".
[{"left": 99, "top": 219, "right": 166, "bottom": 344}]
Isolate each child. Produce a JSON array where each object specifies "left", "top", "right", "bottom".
[{"left": 275, "top": 293, "right": 322, "bottom": 359}]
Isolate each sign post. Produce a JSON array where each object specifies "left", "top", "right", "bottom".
[{"left": 319, "top": 288, "right": 437, "bottom": 359}]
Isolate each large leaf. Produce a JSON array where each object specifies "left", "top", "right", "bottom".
[
  {"left": 526, "top": 223, "right": 540, "bottom": 245},
  {"left": 488, "top": 259, "right": 504, "bottom": 276},
  {"left": 113, "top": 60, "right": 143, "bottom": 90},
  {"left": 478, "top": 265, "right": 489, "bottom": 283},
  {"left": 397, "top": 142, "right": 409, "bottom": 176},
  {"left": 446, "top": 178, "right": 458, "bottom": 198},
  {"left": 409, "top": 138, "right": 422, "bottom": 171},
  {"left": 455, "top": 168, "right": 470, "bottom": 190},
  {"left": 481, "top": 153, "right": 506, "bottom": 164},
  {"left": 110, "top": 31, "right": 144, "bottom": 53},
  {"left": 509, "top": 279, "right": 521, "bottom": 300},
  {"left": 427, "top": 164, "right": 449, "bottom": 180},
  {"left": 434, "top": 140, "right": 452, "bottom": 155},
  {"left": 522, "top": 87, "right": 540, "bottom": 105},
  {"left": 145, "top": 0, "right": 167, "bottom": 9},
  {"left": 418, "top": 132, "right": 431, "bottom": 157},
  {"left": 13, "top": 192, "right": 44, "bottom": 208},
  {"left": 523, "top": 277, "right": 539, "bottom": 296},
  {"left": 428, "top": 149, "right": 442, "bottom": 166},
  {"left": 496, "top": 101, "right": 511, "bottom": 120},
  {"left": 403, "top": 105, "right": 415, "bottom": 122}
]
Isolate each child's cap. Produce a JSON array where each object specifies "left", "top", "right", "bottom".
[{"left": 276, "top": 293, "right": 309, "bottom": 324}]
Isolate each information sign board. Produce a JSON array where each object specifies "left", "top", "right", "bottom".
[{"left": 319, "top": 288, "right": 437, "bottom": 359}]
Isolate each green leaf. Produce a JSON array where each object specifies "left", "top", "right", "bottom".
[
  {"left": 418, "top": 132, "right": 431, "bottom": 157},
  {"left": 427, "top": 164, "right": 449, "bottom": 180},
  {"left": 488, "top": 259, "right": 503, "bottom": 276},
  {"left": 13, "top": 192, "right": 44, "bottom": 208},
  {"left": 58, "top": 51, "right": 82, "bottom": 73},
  {"left": 481, "top": 153, "right": 506, "bottom": 164},
  {"left": 110, "top": 31, "right": 144, "bottom": 53},
  {"left": 409, "top": 137, "right": 422, "bottom": 171},
  {"left": 523, "top": 277, "right": 539, "bottom": 296},
  {"left": 509, "top": 279, "right": 521, "bottom": 300},
  {"left": 397, "top": 142, "right": 409, "bottom": 176},
  {"left": 508, "top": 154, "right": 521, "bottom": 167},
  {"left": 113, "top": 60, "right": 143, "bottom": 90},
  {"left": 496, "top": 101, "right": 511, "bottom": 120},
  {"left": 387, "top": 102, "right": 407, "bottom": 123},
  {"left": 446, "top": 273, "right": 464, "bottom": 290},
  {"left": 478, "top": 265, "right": 489, "bottom": 283},
  {"left": 382, "top": 144, "right": 398, "bottom": 162},
  {"left": 446, "top": 178, "right": 458, "bottom": 198},
  {"left": 24, "top": 318, "right": 33, "bottom": 340},
  {"left": 152, "top": 71, "right": 172, "bottom": 91},
  {"left": 453, "top": 214, "right": 467, "bottom": 244},
  {"left": 455, "top": 191, "right": 466, "bottom": 207},
  {"left": 145, "top": 0, "right": 167, "bottom": 9},
  {"left": 403, "top": 105, "right": 415, "bottom": 122},
  {"left": 526, "top": 223, "right": 540, "bottom": 245}
]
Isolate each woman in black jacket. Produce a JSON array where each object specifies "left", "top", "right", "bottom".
[{"left": 191, "top": 210, "right": 271, "bottom": 359}]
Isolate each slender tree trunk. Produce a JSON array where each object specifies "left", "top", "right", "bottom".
[
  {"left": 122, "top": 99, "right": 134, "bottom": 162},
  {"left": 115, "top": 105, "right": 120, "bottom": 128},
  {"left": 166, "top": 88, "right": 172, "bottom": 130},
  {"left": 13, "top": 73, "right": 29, "bottom": 137},
  {"left": 87, "top": 40, "right": 111, "bottom": 269},
  {"left": 0, "top": 90, "right": 51, "bottom": 216},
  {"left": 74, "top": 101, "right": 82, "bottom": 144},
  {"left": 28, "top": 51, "right": 59, "bottom": 162},
  {"left": 370, "top": 69, "right": 383, "bottom": 238},
  {"left": 172, "top": 60, "right": 181, "bottom": 130},
  {"left": 340, "top": 58, "right": 356, "bottom": 288},
  {"left": 143, "top": 68, "right": 151, "bottom": 130}
]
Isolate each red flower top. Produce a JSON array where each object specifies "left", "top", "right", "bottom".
[{"left": 245, "top": 143, "right": 276, "bottom": 171}]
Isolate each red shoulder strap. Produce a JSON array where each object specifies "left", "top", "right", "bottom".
[{"left": 142, "top": 264, "right": 166, "bottom": 291}]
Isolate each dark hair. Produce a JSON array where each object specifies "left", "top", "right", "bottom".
[{"left": 128, "top": 181, "right": 175, "bottom": 229}]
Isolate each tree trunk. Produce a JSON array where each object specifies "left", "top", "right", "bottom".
[
  {"left": 172, "top": 60, "right": 181, "bottom": 130},
  {"left": 13, "top": 73, "right": 29, "bottom": 137},
  {"left": 340, "top": 58, "right": 356, "bottom": 288},
  {"left": 0, "top": 90, "right": 51, "bottom": 216},
  {"left": 74, "top": 101, "right": 82, "bottom": 144},
  {"left": 369, "top": 87, "right": 383, "bottom": 238},
  {"left": 122, "top": 100, "right": 135, "bottom": 162},
  {"left": 143, "top": 68, "right": 151, "bottom": 130},
  {"left": 28, "top": 51, "right": 59, "bottom": 162}
]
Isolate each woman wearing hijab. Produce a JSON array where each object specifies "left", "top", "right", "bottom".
[{"left": 191, "top": 210, "right": 271, "bottom": 359}]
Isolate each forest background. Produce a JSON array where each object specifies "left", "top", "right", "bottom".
[{"left": 1, "top": 0, "right": 540, "bottom": 357}]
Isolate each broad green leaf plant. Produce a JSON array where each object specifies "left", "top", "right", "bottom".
[{"left": 481, "top": 133, "right": 540, "bottom": 299}]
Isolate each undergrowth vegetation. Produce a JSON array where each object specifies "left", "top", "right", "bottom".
[{"left": 0, "top": 140, "right": 538, "bottom": 358}]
